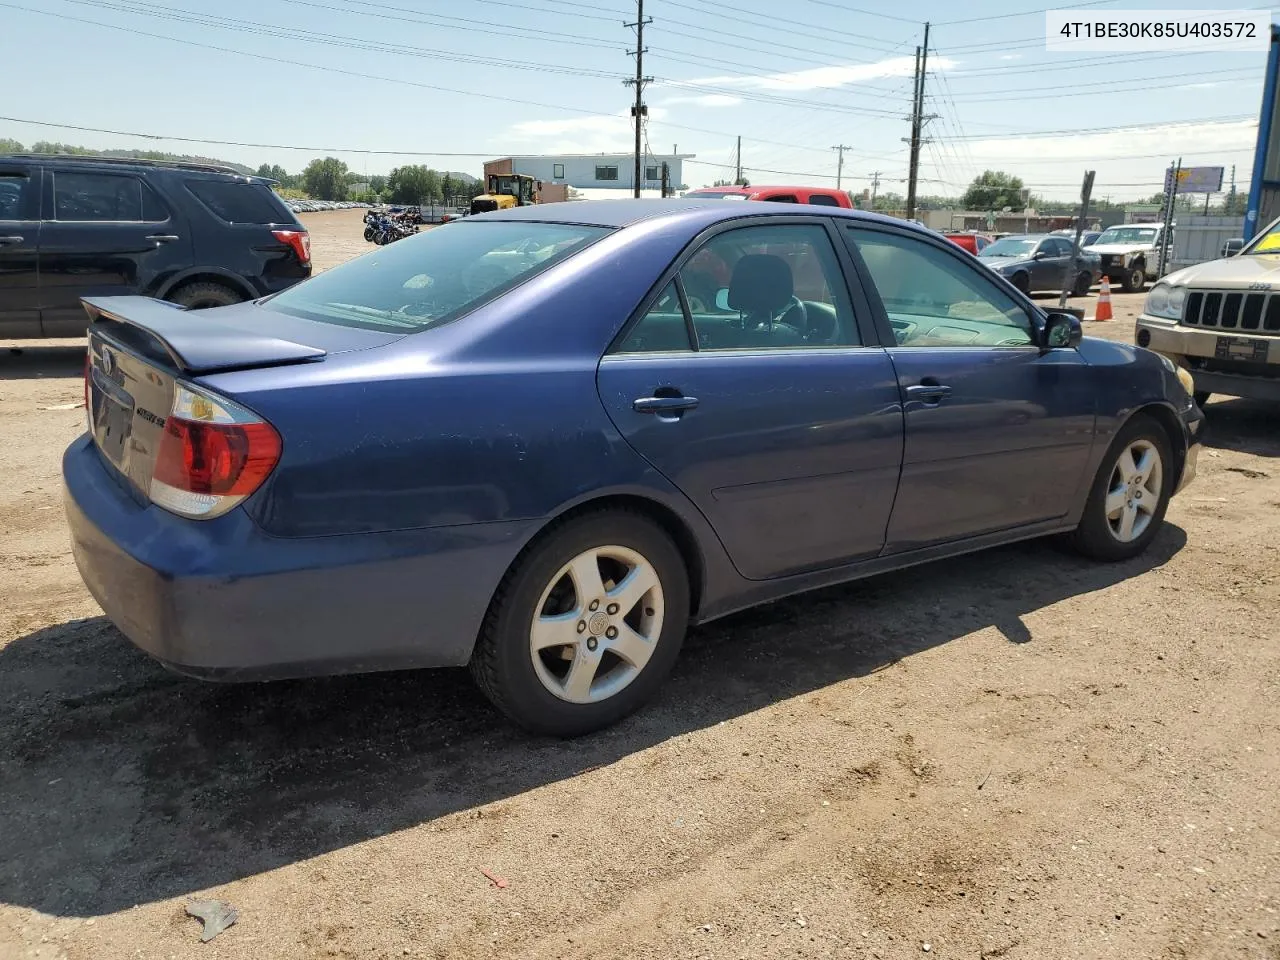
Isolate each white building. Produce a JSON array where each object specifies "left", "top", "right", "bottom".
[{"left": 484, "top": 153, "right": 692, "bottom": 193}]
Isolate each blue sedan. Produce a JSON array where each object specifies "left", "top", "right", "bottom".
[{"left": 64, "top": 200, "right": 1203, "bottom": 736}]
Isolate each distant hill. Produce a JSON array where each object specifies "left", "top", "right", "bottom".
[{"left": 444, "top": 171, "right": 478, "bottom": 184}]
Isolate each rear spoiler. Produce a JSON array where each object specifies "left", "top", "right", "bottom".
[{"left": 82, "top": 296, "right": 326, "bottom": 375}]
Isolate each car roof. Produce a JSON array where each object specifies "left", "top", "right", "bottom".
[{"left": 471, "top": 197, "right": 918, "bottom": 231}]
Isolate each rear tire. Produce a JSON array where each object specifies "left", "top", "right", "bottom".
[
  {"left": 1068, "top": 413, "right": 1174, "bottom": 562},
  {"left": 1073, "top": 271, "right": 1093, "bottom": 296},
  {"left": 1011, "top": 272, "right": 1031, "bottom": 295},
  {"left": 470, "top": 509, "right": 690, "bottom": 737},
  {"left": 168, "top": 281, "right": 244, "bottom": 310}
]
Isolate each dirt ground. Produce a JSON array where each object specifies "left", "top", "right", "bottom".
[{"left": 1, "top": 208, "right": 1278, "bottom": 960}]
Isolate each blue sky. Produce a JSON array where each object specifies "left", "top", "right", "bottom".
[{"left": 0, "top": 0, "right": 1269, "bottom": 200}]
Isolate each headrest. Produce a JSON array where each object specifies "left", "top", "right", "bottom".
[{"left": 728, "top": 254, "right": 793, "bottom": 316}]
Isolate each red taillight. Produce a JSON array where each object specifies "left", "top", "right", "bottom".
[
  {"left": 149, "top": 383, "right": 281, "bottom": 520},
  {"left": 154, "top": 418, "right": 281, "bottom": 496},
  {"left": 272, "top": 228, "right": 311, "bottom": 265}
]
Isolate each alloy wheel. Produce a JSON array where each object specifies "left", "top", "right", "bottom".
[{"left": 1104, "top": 438, "right": 1164, "bottom": 543}]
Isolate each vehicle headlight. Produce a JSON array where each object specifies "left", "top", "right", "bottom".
[{"left": 1144, "top": 283, "right": 1185, "bottom": 320}]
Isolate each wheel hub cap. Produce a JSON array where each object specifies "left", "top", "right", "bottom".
[{"left": 587, "top": 611, "right": 610, "bottom": 636}]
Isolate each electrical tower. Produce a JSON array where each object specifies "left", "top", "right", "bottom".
[{"left": 624, "top": 0, "right": 653, "bottom": 199}]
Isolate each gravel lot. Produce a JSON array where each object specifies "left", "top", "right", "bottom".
[{"left": 2, "top": 208, "right": 1278, "bottom": 960}]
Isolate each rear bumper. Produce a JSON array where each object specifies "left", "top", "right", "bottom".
[{"left": 63, "top": 435, "right": 536, "bottom": 680}]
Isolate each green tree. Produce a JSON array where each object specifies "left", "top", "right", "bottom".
[
  {"left": 302, "top": 157, "right": 350, "bottom": 200},
  {"left": 441, "top": 173, "right": 455, "bottom": 202},
  {"left": 369, "top": 174, "right": 386, "bottom": 194},
  {"left": 387, "top": 165, "right": 441, "bottom": 204},
  {"left": 962, "top": 170, "right": 1027, "bottom": 211},
  {"left": 0, "top": 137, "right": 24, "bottom": 153}
]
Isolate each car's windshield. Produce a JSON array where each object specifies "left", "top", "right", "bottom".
[
  {"left": 683, "top": 190, "right": 749, "bottom": 200},
  {"left": 1244, "top": 220, "right": 1280, "bottom": 255},
  {"left": 263, "top": 221, "right": 611, "bottom": 333},
  {"left": 979, "top": 237, "right": 1039, "bottom": 258},
  {"left": 1094, "top": 227, "right": 1159, "bottom": 245}
]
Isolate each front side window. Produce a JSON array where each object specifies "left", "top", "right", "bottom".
[
  {"left": 264, "top": 221, "right": 610, "bottom": 333},
  {"left": 595, "top": 165, "right": 619, "bottom": 181},
  {"left": 660, "top": 223, "right": 860, "bottom": 350},
  {"left": 53, "top": 172, "right": 150, "bottom": 222},
  {"left": 847, "top": 227, "right": 1034, "bottom": 347}
]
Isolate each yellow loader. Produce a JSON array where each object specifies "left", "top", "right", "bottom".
[{"left": 470, "top": 173, "right": 539, "bottom": 215}]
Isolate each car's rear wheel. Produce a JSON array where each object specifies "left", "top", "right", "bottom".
[
  {"left": 1011, "top": 272, "right": 1031, "bottom": 294},
  {"left": 1073, "top": 271, "right": 1093, "bottom": 296},
  {"left": 1068, "top": 413, "right": 1174, "bottom": 562},
  {"left": 168, "top": 281, "right": 244, "bottom": 310},
  {"left": 470, "top": 509, "right": 690, "bottom": 737},
  {"left": 1122, "top": 264, "right": 1145, "bottom": 293}
]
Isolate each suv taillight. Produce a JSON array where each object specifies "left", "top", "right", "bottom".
[
  {"left": 150, "top": 383, "right": 281, "bottom": 520},
  {"left": 272, "top": 228, "right": 311, "bottom": 266}
]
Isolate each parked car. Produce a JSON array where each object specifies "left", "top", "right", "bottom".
[
  {"left": 65, "top": 200, "right": 1202, "bottom": 736},
  {"left": 1136, "top": 212, "right": 1280, "bottom": 405},
  {"left": 943, "top": 232, "right": 993, "bottom": 255},
  {"left": 1084, "top": 223, "right": 1169, "bottom": 292},
  {"left": 1053, "top": 229, "right": 1103, "bottom": 248},
  {"left": 683, "top": 184, "right": 854, "bottom": 207},
  {"left": 977, "top": 233, "right": 1101, "bottom": 295},
  {"left": 0, "top": 153, "right": 310, "bottom": 338}
]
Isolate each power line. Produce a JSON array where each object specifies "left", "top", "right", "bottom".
[{"left": 935, "top": 0, "right": 1116, "bottom": 26}]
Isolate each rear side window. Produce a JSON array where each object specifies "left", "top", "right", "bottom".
[
  {"left": 53, "top": 172, "right": 162, "bottom": 222},
  {"left": 186, "top": 179, "right": 293, "bottom": 224},
  {"left": 764, "top": 194, "right": 798, "bottom": 203},
  {"left": 807, "top": 194, "right": 839, "bottom": 206},
  {"left": 0, "top": 173, "right": 33, "bottom": 219},
  {"left": 264, "top": 221, "right": 611, "bottom": 333}
]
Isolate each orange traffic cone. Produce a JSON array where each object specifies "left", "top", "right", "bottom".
[{"left": 1094, "top": 276, "right": 1113, "bottom": 322}]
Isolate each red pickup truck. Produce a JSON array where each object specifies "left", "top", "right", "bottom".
[{"left": 683, "top": 184, "right": 854, "bottom": 207}]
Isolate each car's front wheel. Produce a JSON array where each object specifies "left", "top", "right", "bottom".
[
  {"left": 1068, "top": 414, "right": 1174, "bottom": 562},
  {"left": 1122, "top": 264, "right": 1146, "bottom": 293},
  {"left": 1011, "top": 272, "right": 1031, "bottom": 294},
  {"left": 1073, "top": 271, "right": 1093, "bottom": 296},
  {"left": 470, "top": 509, "right": 690, "bottom": 737}
]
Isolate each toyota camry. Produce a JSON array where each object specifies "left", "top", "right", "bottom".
[{"left": 65, "top": 200, "right": 1203, "bottom": 737}]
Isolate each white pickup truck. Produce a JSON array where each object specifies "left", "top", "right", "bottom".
[
  {"left": 1134, "top": 216, "right": 1280, "bottom": 405},
  {"left": 1085, "top": 223, "right": 1169, "bottom": 292}
]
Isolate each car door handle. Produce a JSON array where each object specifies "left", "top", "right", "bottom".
[
  {"left": 0, "top": 235, "right": 24, "bottom": 245},
  {"left": 633, "top": 395, "right": 699, "bottom": 414},
  {"left": 146, "top": 234, "right": 180, "bottom": 242},
  {"left": 905, "top": 383, "right": 951, "bottom": 402}
]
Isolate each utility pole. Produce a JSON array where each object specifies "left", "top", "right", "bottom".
[
  {"left": 868, "top": 170, "right": 882, "bottom": 209},
  {"left": 904, "top": 21, "right": 931, "bottom": 221},
  {"left": 624, "top": 0, "right": 652, "bottom": 199},
  {"left": 831, "top": 144, "right": 851, "bottom": 189},
  {"left": 735, "top": 135, "right": 742, "bottom": 184},
  {"left": 1228, "top": 163, "right": 1237, "bottom": 214}
]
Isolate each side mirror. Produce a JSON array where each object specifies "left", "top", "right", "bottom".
[
  {"left": 714, "top": 287, "right": 731, "bottom": 311},
  {"left": 1043, "top": 311, "right": 1083, "bottom": 349},
  {"left": 1032, "top": 250, "right": 1047, "bottom": 260}
]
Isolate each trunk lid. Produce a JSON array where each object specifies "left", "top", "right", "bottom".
[{"left": 83, "top": 295, "right": 400, "bottom": 499}]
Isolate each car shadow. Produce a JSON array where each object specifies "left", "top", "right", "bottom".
[
  {"left": 0, "top": 343, "right": 86, "bottom": 380},
  {"left": 1201, "top": 397, "right": 1280, "bottom": 459},
  {"left": 0, "top": 527, "right": 1186, "bottom": 918}
]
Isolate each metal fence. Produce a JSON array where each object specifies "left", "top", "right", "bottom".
[{"left": 1167, "top": 215, "right": 1246, "bottom": 273}]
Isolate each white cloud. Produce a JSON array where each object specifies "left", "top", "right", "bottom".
[
  {"left": 687, "top": 55, "right": 956, "bottom": 93},
  {"left": 998, "top": 53, "right": 1023, "bottom": 61},
  {"left": 1177, "top": 81, "right": 1220, "bottom": 90},
  {"left": 502, "top": 108, "right": 669, "bottom": 155},
  {"left": 659, "top": 93, "right": 743, "bottom": 108}
]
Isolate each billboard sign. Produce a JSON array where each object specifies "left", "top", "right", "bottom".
[{"left": 1164, "top": 166, "right": 1225, "bottom": 194}]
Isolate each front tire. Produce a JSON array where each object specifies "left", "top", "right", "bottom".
[
  {"left": 1068, "top": 413, "right": 1174, "bottom": 562},
  {"left": 1122, "top": 264, "right": 1146, "bottom": 293},
  {"left": 1011, "top": 272, "right": 1031, "bottom": 295},
  {"left": 470, "top": 510, "right": 690, "bottom": 737},
  {"left": 1073, "top": 271, "right": 1093, "bottom": 296}
]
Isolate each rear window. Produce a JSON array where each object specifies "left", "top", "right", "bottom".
[
  {"left": 807, "top": 194, "right": 839, "bottom": 206},
  {"left": 684, "top": 190, "right": 749, "bottom": 200},
  {"left": 186, "top": 179, "right": 294, "bottom": 224},
  {"left": 263, "top": 220, "right": 611, "bottom": 333}
]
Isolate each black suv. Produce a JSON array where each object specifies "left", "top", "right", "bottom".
[{"left": 0, "top": 154, "right": 311, "bottom": 338}]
